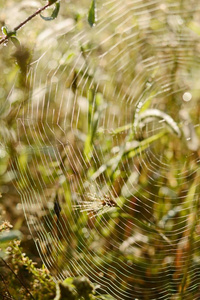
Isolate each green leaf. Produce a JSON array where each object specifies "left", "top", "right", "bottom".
[
  {"left": 1, "top": 26, "right": 16, "bottom": 38},
  {"left": 48, "top": 0, "right": 58, "bottom": 4},
  {"left": 63, "top": 277, "right": 74, "bottom": 286},
  {"left": 10, "top": 36, "right": 21, "bottom": 48},
  {"left": 84, "top": 92, "right": 105, "bottom": 157},
  {"left": 7, "top": 31, "right": 16, "bottom": 38},
  {"left": 91, "top": 130, "right": 168, "bottom": 181},
  {"left": 88, "top": 0, "right": 97, "bottom": 27},
  {"left": 40, "top": 2, "right": 60, "bottom": 21},
  {"left": 0, "top": 230, "right": 22, "bottom": 243},
  {"left": 2, "top": 26, "right": 8, "bottom": 36}
]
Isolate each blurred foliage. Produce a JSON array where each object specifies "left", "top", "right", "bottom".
[
  {"left": 0, "top": 222, "right": 115, "bottom": 299},
  {"left": 0, "top": 0, "right": 200, "bottom": 300}
]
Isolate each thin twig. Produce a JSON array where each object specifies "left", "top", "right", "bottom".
[
  {"left": 0, "top": 272, "right": 14, "bottom": 300},
  {"left": 0, "top": 257, "right": 36, "bottom": 300},
  {"left": 0, "top": 293, "right": 14, "bottom": 300},
  {"left": 0, "top": 2, "right": 55, "bottom": 45}
]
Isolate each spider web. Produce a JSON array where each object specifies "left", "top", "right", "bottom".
[{"left": 5, "top": 0, "right": 200, "bottom": 299}]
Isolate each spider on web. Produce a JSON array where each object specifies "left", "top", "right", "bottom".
[{"left": 74, "top": 192, "right": 117, "bottom": 217}]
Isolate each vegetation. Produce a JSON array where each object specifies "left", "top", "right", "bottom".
[{"left": 0, "top": 0, "right": 200, "bottom": 299}]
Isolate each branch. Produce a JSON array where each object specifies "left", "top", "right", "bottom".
[{"left": 0, "top": 1, "right": 56, "bottom": 45}]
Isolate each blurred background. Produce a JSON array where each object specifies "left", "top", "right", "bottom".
[{"left": 0, "top": 0, "right": 200, "bottom": 299}]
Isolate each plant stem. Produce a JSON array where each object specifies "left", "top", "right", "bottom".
[
  {"left": 0, "top": 2, "right": 54, "bottom": 45},
  {"left": 179, "top": 174, "right": 199, "bottom": 299},
  {"left": 0, "top": 257, "right": 36, "bottom": 300},
  {"left": 0, "top": 272, "right": 13, "bottom": 299}
]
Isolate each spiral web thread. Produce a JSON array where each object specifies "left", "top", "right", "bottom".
[{"left": 7, "top": 0, "right": 200, "bottom": 299}]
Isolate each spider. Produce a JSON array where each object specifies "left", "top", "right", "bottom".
[{"left": 74, "top": 192, "right": 117, "bottom": 217}]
